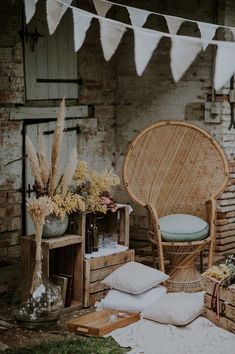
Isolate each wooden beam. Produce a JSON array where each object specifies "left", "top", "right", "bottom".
[{"left": 10, "top": 106, "right": 89, "bottom": 120}]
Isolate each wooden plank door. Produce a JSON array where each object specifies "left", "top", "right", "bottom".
[{"left": 24, "top": 0, "right": 78, "bottom": 100}]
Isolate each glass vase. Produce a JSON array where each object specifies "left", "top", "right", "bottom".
[{"left": 13, "top": 273, "right": 63, "bottom": 330}]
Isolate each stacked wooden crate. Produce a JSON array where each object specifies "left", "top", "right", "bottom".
[
  {"left": 216, "top": 161, "right": 235, "bottom": 256},
  {"left": 83, "top": 206, "right": 135, "bottom": 307},
  {"left": 203, "top": 277, "right": 235, "bottom": 333}
]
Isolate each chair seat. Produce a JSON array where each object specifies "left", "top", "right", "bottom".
[{"left": 159, "top": 214, "right": 209, "bottom": 242}]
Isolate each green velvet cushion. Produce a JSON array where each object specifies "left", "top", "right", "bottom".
[{"left": 159, "top": 214, "right": 209, "bottom": 242}]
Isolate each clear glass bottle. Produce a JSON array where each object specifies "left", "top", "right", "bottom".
[{"left": 92, "top": 213, "right": 99, "bottom": 252}]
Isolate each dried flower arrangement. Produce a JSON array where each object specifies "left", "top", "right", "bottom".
[
  {"left": 26, "top": 98, "right": 120, "bottom": 220},
  {"left": 202, "top": 254, "right": 235, "bottom": 286},
  {"left": 26, "top": 99, "right": 85, "bottom": 219},
  {"left": 73, "top": 161, "right": 120, "bottom": 213}
]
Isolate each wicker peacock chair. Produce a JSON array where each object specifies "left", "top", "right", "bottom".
[{"left": 123, "top": 121, "right": 229, "bottom": 292}]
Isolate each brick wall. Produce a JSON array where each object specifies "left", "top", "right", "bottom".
[
  {"left": 0, "top": 0, "right": 116, "bottom": 263},
  {"left": 1, "top": 0, "right": 235, "bottom": 267},
  {"left": 113, "top": 0, "right": 235, "bottom": 257},
  {"left": 0, "top": 0, "right": 24, "bottom": 259}
]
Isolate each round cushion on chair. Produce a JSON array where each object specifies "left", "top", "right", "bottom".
[{"left": 159, "top": 214, "right": 209, "bottom": 242}]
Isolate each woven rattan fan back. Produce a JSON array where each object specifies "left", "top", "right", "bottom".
[{"left": 123, "top": 121, "right": 229, "bottom": 220}]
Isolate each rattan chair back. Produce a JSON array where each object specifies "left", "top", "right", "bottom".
[{"left": 123, "top": 121, "right": 229, "bottom": 220}]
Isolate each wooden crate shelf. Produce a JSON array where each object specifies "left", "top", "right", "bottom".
[{"left": 21, "top": 232, "right": 84, "bottom": 314}]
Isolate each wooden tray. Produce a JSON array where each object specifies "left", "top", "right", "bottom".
[{"left": 67, "top": 309, "right": 140, "bottom": 336}]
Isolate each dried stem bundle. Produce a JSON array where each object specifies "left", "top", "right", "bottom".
[
  {"left": 49, "top": 98, "right": 65, "bottom": 195},
  {"left": 26, "top": 136, "right": 44, "bottom": 190},
  {"left": 61, "top": 147, "right": 78, "bottom": 198},
  {"left": 38, "top": 126, "right": 50, "bottom": 187},
  {"left": 27, "top": 196, "right": 52, "bottom": 295}
]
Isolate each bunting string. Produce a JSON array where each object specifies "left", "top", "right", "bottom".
[{"left": 24, "top": 0, "right": 235, "bottom": 90}]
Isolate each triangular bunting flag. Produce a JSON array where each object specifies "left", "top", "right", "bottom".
[
  {"left": 197, "top": 22, "right": 218, "bottom": 50},
  {"left": 231, "top": 28, "right": 235, "bottom": 41},
  {"left": 47, "top": 0, "right": 72, "bottom": 35},
  {"left": 24, "top": 0, "right": 38, "bottom": 24},
  {"left": 171, "top": 37, "right": 202, "bottom": 82},
  {"left": 93, "top": 0, "right": 112, "bottom": 18},
  {"left": 127, "top": 7, "right": 150, "bottom": 28},
  {"left": 99, "top": 19, "right": 126, "bottom": 61},
  {"left": 72, "top": 9, "right": 93, "bottom": 52},
  {"left": 134, "top": 30, "right": 162, "bottom": 76},
  {"left": 165, "top": 16, "right": 184, "bottom": 35},
  {"left": 214, "top": 43, "right": 235, "bottom": 91}
]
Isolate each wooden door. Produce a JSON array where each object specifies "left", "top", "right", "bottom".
[
  {"left": 25, "top": 119, "right": 79, "bottom": 235},
  {"left": 24, "top": 0, "right": 78, "bottom": 100}
]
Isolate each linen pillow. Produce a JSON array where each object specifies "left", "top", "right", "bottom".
[
  {"left": 142, "top": 291, "right": 204, "bottom": 326},
  {"left": 102, "top": 261, "right": 169, "bottom": 294},
  {"left": 98, "top": 285, "right": 167, "bottom": 312}
]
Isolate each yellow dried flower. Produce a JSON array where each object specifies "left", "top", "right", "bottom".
[
  {"left": 73, "top": 161, "right": 120, "bottom": 213},
  {"left": 52, "top": 192, "right": 85, "bottom": 219}
]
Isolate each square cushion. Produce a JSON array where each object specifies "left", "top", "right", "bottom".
[
  {"left": 142, "top": 291, "right": 204, "bottom": 326},
  {"left": 102, "top": 261, "right": 169, "bottom": 294},
  {"left": 98, "top": 285, "right": 167, "bottom": 312}
]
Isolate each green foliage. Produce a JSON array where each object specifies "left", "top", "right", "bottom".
[{"left": 5, "top": 336, "right": 130, "bottom": 354}]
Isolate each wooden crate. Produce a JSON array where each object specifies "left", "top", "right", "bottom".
[
  {"left": 21, "top": 233, "right": 84, "bottom": 314},
  {"left": 203, "top": 278, "right": 235, "bottom": 333},
  {"left": 67, "top": 309, "right": 140, "bottom": 336},
  {"left": 95, "top": 206, "right": 130, "bottom": 247},
  {"left": 84, "top": 249, "right": 135, "bottom": 307}
]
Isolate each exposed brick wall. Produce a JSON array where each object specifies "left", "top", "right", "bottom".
[
  {"left": 1, "top": 0, "right": 235, "bottom": 266},
  {"left": 0, "top": 0, "right": 24, "bottom": 259},
  {"left": 113, "top": 0, "right": 235, "bottom": 257}
]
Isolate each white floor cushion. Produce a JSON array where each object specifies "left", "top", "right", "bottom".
[
  {"left": 102, "top": 261, "right": 169, "bottom": 294},
  {"left": 98, "top": 285, "right": 167, "bottom": 312},
  {"left": 142, "top": 291, "right": 204, "bottom": 325}
]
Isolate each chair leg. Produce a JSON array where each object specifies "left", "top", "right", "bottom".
[{"left": 152, "top": 244, "right": 157, "bottom": 268}]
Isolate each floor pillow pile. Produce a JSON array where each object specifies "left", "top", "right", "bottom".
[{"left": 99, "top": 261, "right": 169, "bottom": 312}]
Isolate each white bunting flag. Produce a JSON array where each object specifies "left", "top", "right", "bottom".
[
  {"left": 197, "top": 22, "right": 218, "bottom": 50},
  {"left": 127, "top": 7, "right": 151, "bottom": 28},
  {"left": 47, "top": 0, "right": 72, "bottom": 35},
  {"left": 24, "top": 0, "right": 38, "bottom": 24},
  {"left": 214, "top": 43, "right": 235, "bottom": 91},
  {"left": 165, "top": 16, "right": 184, "bottom": 35},
  {"left": 93, "top": 0, "right": 112, "bottom": 17},
  {"left": 72, "top": 9, "right": 93, "bottom": 52},
  {"left": 171, "top": 37, "right": 202, "bottom": 82},
  {"left": 134, "top": 30, "right": 162, "bottom": 76},
  {"left": 100, "top": 19, "right": 126, "bottom": 61}
]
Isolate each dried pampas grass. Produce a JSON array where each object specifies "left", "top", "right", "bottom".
[
  {"left": 49, "top": 98, "right": 65, "bottom": 195},
  {"left": 27, "top": 196, "right": 52, "bottom": 295},
  {"left": 61, "top": 147, "right": 78, "bottom": 198},
  {"left": 38, "top": 126, "right": 50, "bottom": 187},
  {"left": 26, "top": 136, "right": 44, "bottom": 190}
]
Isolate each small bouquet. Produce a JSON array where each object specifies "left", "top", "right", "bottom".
[{"left": 202, "top": 254, "right": 235, "bottom": 286}]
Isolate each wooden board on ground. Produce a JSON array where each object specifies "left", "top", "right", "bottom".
[
  {"left": 203, "top": 278, "right": 235, "bottom": 333},
  {"left": 67, "top": 309, "right": 140, "bottom": 336},
  {"left": 84, "top": 249, "right": 135, "bottom": 307}
]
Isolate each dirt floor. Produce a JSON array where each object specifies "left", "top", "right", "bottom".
[{"left": 0, "top": 294, "right": 93, "bottom": 351}]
